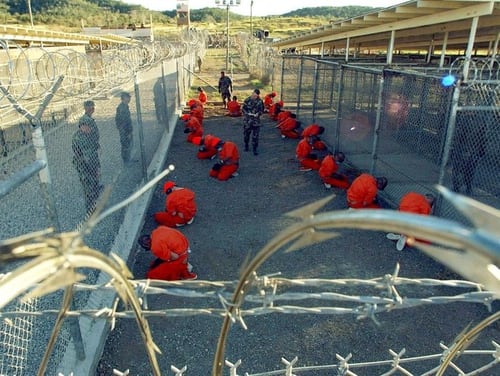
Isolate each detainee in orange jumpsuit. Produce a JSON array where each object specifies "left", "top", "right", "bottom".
[
  {"left": 346, "top": 173, "right": 388, "bottom": 209},
  {"left": 387, "top": 192, "right": 435, "bottom": 250},
  {"left": 182, "top": 114, "right": 203, "bottom": 143},
  {"left": 154, "top": 181, "right": 197, "bottom": 227},
  {"left": 268, "top": 100, "right": 283, "bottom": 120},
  {"left": 276, "top": 110, "right": 292, "bottom": 123},
  {"left": 139, "top": 226, "right": 197, "bottom": 281},
  {"left": 302, "top": 124, "right": 327, "bottom": 150},
  {"left": 187, "top": 99, "right": 204, "bottom": 124},
  {"left": 296, "top": 137, "right": 322, "bottom": 171},
  {"left": 209, "top": 140, "right": 240, "bottom": 181},
  {"left": 263, "top": 91, "right": 277, "bottom": 112},
  {"left": 197, "top": 86, "right": 207, "bottom": 106},
  {"left": 399, "top": 192, "right": 434, "bottom": 215},
  {"left": 318, "top": 151, "right": 350, "bottom": 189},
  {"left": 226, "top": 96, "right": 242, "bottom": 117},
  {"left": 194, "top": 134, "right": 222, "bottom": 159},
  {"left": 275, "top": 113, "right": 302, "bottom": 139}
]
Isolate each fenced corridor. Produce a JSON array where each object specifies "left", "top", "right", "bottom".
[{"left": 1, "top": 37, "right": 499, "bottom": 376}]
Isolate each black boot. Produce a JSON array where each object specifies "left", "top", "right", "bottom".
[
  {"left": 253, "top": 146, "right": 258, "bottom": 156},
  {"left": 244, "top": 143, "right": 249, "bottom": 152}
]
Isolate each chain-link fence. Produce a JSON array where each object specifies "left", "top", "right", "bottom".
[
  {"left": 1, "top": 31, "right": 498, "bottom": 375},
  {"left": 0, "top": 30, "right": 206, "bottom": 375},
  {"left": 243, "top": 48, "right": 499, "bottom": 221}
]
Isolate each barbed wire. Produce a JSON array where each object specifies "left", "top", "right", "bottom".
[
  {"left": 0, "top": 271, "right": 495, "bottom": 321},
  {"left": 0, "top": 29, "right": 207, "bottom": 106},
  {"left": 0, "top": 187, "right": 498, "bottom": 375}
]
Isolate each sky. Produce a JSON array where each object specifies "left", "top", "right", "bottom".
[{"left": 121, "top": 0, "right": 405, "bottom": 17}]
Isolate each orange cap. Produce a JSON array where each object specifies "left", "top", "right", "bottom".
[{"left": 163, "top": 181, "right": 176, "bottom": 193}]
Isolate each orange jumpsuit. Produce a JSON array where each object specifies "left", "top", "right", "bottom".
[
  {"left": 318, "top": 155, "right": 350, "bottom": 189},
  {"left": 198, "top": 91, "right": 207, "bottom": 106},
  {"left": 276, "top": 111, "right": 292, "bottom": 122},
  {"left": 226, "top": 99, "right": 242, "bottom": 117},
  {"left": 146, "top": 226, "right": 196, "bottom": 281},
  {"left": 296, "top": 138, "right": 321, "bottom": 170},
  {"left": 210, "top": 141, "right": 239, "bottom": 181},
  {"left": 197, "top": 134, "right": 221, "bottom": 159},
  {"left": 277, "top": 117, "right": 301, "bottom": 139},
  {"left": 184, "top": 116, "right": 203, "bottom": 143},
  {"left": 264, "top": 93, "right": 276, "bottom": 111},
  {"left": 302, "top": 124, "right": 326, "bottom": 150},
  {"left": 399, "top": 192, "right": 432, "bottom": 215},
  {"left": 187, "top": 99, "right": 204, "bottom": 124},
  {"left": 154, "top": 188, "right": 197, "bottom": 227},
  {"left": 268, "top": 101, "right": 283, "bottom": 120},
  {"left": 302, "top": 124, "right": 322, "bottom": 138},
  {"left": 347, "top": 173, "right": 380, "bottom": 209},
  {"left": 398, "top": 192, "right": 432, "bottom": 246}
]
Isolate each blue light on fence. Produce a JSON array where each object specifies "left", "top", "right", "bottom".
[{"left": 441, "top": 74, "right": 456, "bottom": 87}]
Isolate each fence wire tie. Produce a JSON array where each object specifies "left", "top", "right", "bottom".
[
  {"left": 381, "top": 348, "right": 411, "bottom": 376},
  {"left": 133, "top": 279, "right": 150, "bottom": 309},
  {"left": 225, "top": 359, "right": 242, "bottom": 376},
  {"left": 112, "top": 369, "right": 129, "bottom": 376},
  {"left": 217, "top": 292, "right": 247, "bottom": 329},
  {"left": 335, "top": 353, "right": 353, "bottom": 376},
  {"left": 280, "top": 356, "right": 298, "bottom": 376},
  {"left": 382, "top": 263, "right": 403, "bottom": 305},
  {"left": 355, "top": 303, "right": 380, "bottom": 326},
  {"left": 93, "top": 299, "right": 118, "bottom": 330},
  {"left": 438, "top": 342, "right": 464, "bottom": 374},
  {"left": 170, "top": 364, "right": 187, "bottom": 375},
  {"left": 259, "top": 274, "right": 280, "bottom": 308}
]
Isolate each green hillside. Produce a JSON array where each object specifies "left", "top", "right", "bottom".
[{"left": 1, "top": 1, "right": 381, "bottom": 35}]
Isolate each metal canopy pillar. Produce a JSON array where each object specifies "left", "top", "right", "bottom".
[{"left": 462, "top": 16, "right": 479, "bottom": 82}]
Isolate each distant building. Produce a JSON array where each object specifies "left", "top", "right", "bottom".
[
  {"left": 82, "top": 26, "right": 153, "bottom": 43},
  {"left": 176, "top": 1, "right": 190, "bottom": 27}
]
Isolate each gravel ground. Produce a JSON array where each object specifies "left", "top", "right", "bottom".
[{"left": 97, "top": 50, "right": 499, "bottom": 376}]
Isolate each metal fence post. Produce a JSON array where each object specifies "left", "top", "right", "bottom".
[
  {"left": 161, "top": 61, "right": 170, "bottom": 133},
  {"left": 177, "top": 59, "right": 184, "bottom": 109},
  {"left": 334, "top": 66, "right": 345, "bottom": 152},
  {"left": 0, "top": 76, "right": 64, "bottom": 232},
  {"left": 311, "top": 61, "right": 319, "bottom": 122},
  {"left": 329, "top": 64, "right": 337, "bottom": 110},
  {"left": 369, "top": 71, "right": 385, "bottom": 174},
  {"left": 134, "top": 74, "right": 147, "bottom": 180},
  {"left": 437, "top": 81, "right": 461, "bottom": 187},
  {"left": 296, "top": 56, "right": 304, "bottom": 117},
  {"left": 279, "top": 56, "right": 285, "bottom": 100}
]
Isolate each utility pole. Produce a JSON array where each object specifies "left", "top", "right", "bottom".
[
  {"left": 27, "top": 0, "right": 34, "bottom": 28},
  {"left": 215, "top": 0, "right": 241, "bottom": 71},
  {"left": 250, "top": 1, "right": 254, "bottom": 39}
]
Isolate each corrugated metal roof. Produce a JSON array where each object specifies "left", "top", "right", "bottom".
[
  {"left": 272, "top": 0, "right": 500, "bottom": 55},
  {"left": 0, "top": 25, "right": 139, "bottom": 47}
]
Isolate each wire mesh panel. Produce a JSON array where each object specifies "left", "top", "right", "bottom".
[
  {"left": 278, "top": 55, "right": 301, "bottom": 111},
  {"left": 295, "top": 57, "right": 317, "bottom": 124},
  {"left": 337, "top": 67, "right": 381, "bottom": 160},
  {"left": 0, "top": 34, "right": 198, "bottom": 375},
  {"left": 442, "top": 82, "right": 500, "bottom": 217}
]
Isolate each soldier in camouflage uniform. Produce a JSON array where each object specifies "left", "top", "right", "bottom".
[
  {"left": 242, "top": 89, "right": 265, "bottom": 156},
  {"left": 115, "top": 92, "right": 133, "bottom": 163},
  {"left": 72, "top": 100, "right": 102, "bottom": 214},
  {"left": 218, "top": 71, "right": 233, "bottom": 108}
]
